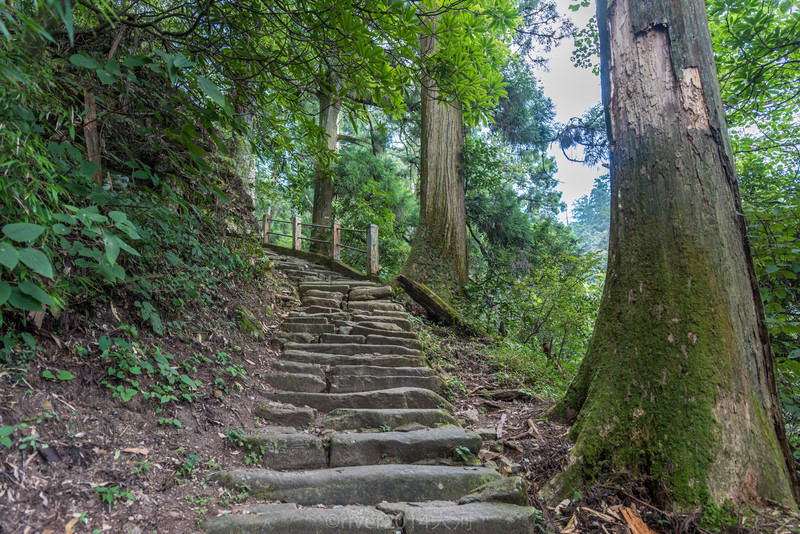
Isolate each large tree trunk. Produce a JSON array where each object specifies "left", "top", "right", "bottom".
[
  {"left": 401, "top": 24, "right": 468, "bottom": 304},
  {"left": 311, "top": 79, "right": 341, "bottom": 254},
  {"left": 545, "top": 0, "right": 798, "bottom": 510}
]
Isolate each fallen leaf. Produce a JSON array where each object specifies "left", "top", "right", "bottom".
[
  {"left": 122, "top": 448, "right": 150, "bottom": 455},
  {"left": 621, "top": 506, "right": 657, "bottom": 534},
  {"left": 64, "top": 517, "right": 79, "bottom": 534}
]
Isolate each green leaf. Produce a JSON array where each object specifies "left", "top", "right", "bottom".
[
  {"left": 7, "top": 287, "right": 44, "bottom": 312},
  {"left": 96, "top": 68, "right": 116, "bottom": 84},
  {"left": 57, "top": 370, "right": 75, "bottom": 381},
  {"left": 18, "top": 248, "right": 54, "bottom": 279},
  {"left": 3, "top": 223, "right": 44, "bottom": 242},
  {"left": 70, "top": 53, "right": 100, "bottom": 70},
  {"left": 103, "top": 234, "right": 121, "bottom": 265},
  {"left": 197, "top": 76, "right": 229, "bottom": 110},
  {"left": 53, "top": 224, "right": 71, "bottom": 236},
  {"left": 0, "top": 282, "right": 10, "bottom": 306},
  {"left": 18, "top": 280, "right": 55, "bottom": 307},
  {"left": 0, "top": 242, "right": 18, "bottom": 269},
  {"left": 42, "top": 370, "right": 55, "bottom": 380}
]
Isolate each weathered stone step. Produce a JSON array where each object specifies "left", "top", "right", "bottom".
[
  {"left": 289, "top": 311, "right": 350, "bottom": 321},
  {"left": 283, "top": 350, "right": 425, "bottom": 368},
  {"left": 304, "top": 289, "right": 346, "bottom": 300},
  {"left": 205, "top": 504, "right": 395, "bottom": 534},
  {"left": 329, "top": 374, "right": 443, "bottom": 393},
  {"left": 364, "top": 334, "right": 422, "bottom": 350},
  {"left": 295, "top": 306, "right": 343, "bottom": 315},
  {"left": 316, "top": 408, "right": 458, "bottom": 431},
  {"left": 329, "top": 365, "right": 436, "bottom": 378},
  {"left": 238, "top": 429, "right": 327, "bottom": 470},
  {"left": 300, "top": 281, "right": 377, "bottom": 294},
  {"left": 283, "top": 322, "right": 335, "bottom": 334},
  {"left": 210, "top": 464, "right": 501, "bottom": 505},
  {"left": 284, "top": 342, "right": 422, "bottom": 358},
  {"left": 378, "top": 502, "right": 538, "bottom": 534},
  {"left": 302, "top": 297, "right": 343, "bottom": 309},
  {"left": 320, "top": 333, "right": 366, "bottom": 344},
  {"left": 266, "top": 387, "right": 454, "bottom": 412},
  {"left": 362, "top": 309, "right": 412, "bottom": 319},
  {"left": 263, "top": 372, "right": 327, "bottom": 392},
  {"left": 253, "top": 401, "right": 316, "bottom": 427},
  {"left": 350, "top": 325, "right": 416, "bottom": 338},
  {"left": 330, "top": 427, "right": 481, "bottom": 467},
  {"left": 271, "top": 361, "right": 325, "bottom": 378},
  {"left": 348, "top": 286, "right": 393, "bottom": 301},
  {"left": 347, "top": 301, "right": 405, "bottom": 313},
  {"left": 283, "top": 316, "right": 330, "bottom": 325},
  {"left": 276, "top": 332, "right": 316, "bottom": 344},
  {"left": 351, "top": 317, "right": 413, "bottom": 331}
]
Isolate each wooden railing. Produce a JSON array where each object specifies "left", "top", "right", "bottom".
[{"left": 261, "top": 210, "right": 379, "bottom": 275}]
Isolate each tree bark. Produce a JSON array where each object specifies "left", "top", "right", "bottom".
[
  {"left": 545, "top": 0, "right": 799, "bottom": 510},
  {"left": 401, "top": 22, "right": 469, "bottom": 303},
  {"left": 311, "top": 77, "right": 342, "bottom": 254}
]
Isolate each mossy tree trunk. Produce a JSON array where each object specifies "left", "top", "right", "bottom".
[
  {"left": 546, "top": 0, "right": 799, "bottom": 510},
  {"left": 401, "top": 23, "right": 468, "bottom": 303},
  {"left": 311, "top": 75, "right": 342, "bottom": 254}
]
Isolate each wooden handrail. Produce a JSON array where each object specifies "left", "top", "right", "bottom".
[{"left": 261, "top": 209, "right": 379, "bottom": 275}]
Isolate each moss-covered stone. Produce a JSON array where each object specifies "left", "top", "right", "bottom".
[{"left": 237, "top": 306, "right": 267, "bottom": 340}]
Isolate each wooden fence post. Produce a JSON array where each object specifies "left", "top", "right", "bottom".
[
  {"left": 367, "top": 224, "right": 379, "bottom": 275},
  {"left": 331, "top": 220, "right": 341, "bottom": 261},
  {"left": 292, "top": 216, "right": 302, "bottom": 250}
]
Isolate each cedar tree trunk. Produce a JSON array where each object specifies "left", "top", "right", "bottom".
[
  {"left": 545, "top": 0, "right": 799, "bottom": 510},
  {"left": 311, "top": 80, "right": 341, "bottom": 254},
  {"left": 401, "top": 24, "right": 469, "bottom": 303}
]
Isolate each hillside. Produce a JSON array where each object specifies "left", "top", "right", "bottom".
[{"left": 1, "top": 248, "right": 794, "bottom": 533}]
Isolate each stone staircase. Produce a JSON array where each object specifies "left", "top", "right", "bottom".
[{"left": 205, "top": 252, "right": 538, "bottom": 533}]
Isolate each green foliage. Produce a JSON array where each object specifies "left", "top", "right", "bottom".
[
  {"left": 333, "top": 143, "right": 417, "bottom": 277},
  {"left": 98, "top": 338, "right": 200, "bottom": 408},
  {"left": 570, "top": 175, "right": 610, "bottom": 254},
  {"left": 94, "top": 485, "right": 134, "bottom": 510}
]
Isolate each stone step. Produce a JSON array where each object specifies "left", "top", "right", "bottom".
[
  {"left": 283, "top": 322, "right": 336, "bottom": 334},
  {"left": 378, "top": 502, "right": 538, "bottom": 533},
  {"left": 364, "top": 334, "right": 422, "bottom": 350},
  {"left": 253, "top": 401, "right": 317, "bottom": 427},
  {"left": 352, "top": 317, "right": 413, "bottom": 331},
  {"left": 350, "top": 325, "right": 416, "bottom": 338},
  {"left": 266, "top": 387, "right": 454, "bottom": 412},
  {"left": 283, "top": 316, "right": 330, "bottom": 325},
  {"left": 295, "top": 306, "right": 343, "bottom": 315},
  {"left": 276, "top": 332, "right": 317, "bottom": 344},
  {"left": 283, "top": 350, "right": 426, "bottom": 368},
  {"left": 347, "top": 301, "right": 405, "bottom": 313},
  {"left": 348, "top": 286, "right": 393, "bottom": 301},
  {"left": 210, "top": 464, "right": 502, "bottom": 505},
  {"left": 304, "top": 289, "right": 346, "bottom": 300},
  {"left": 272, "top": 361, "right": 325, "bottom": 378},
  {"left": 316, "top": 408, "right": 459, "bottom": 431},
  {"left": 263, "top": 372, "right": 327, "bottom": 392},
  {"left": 302, "top": 297, "right": 343, "bottom": 309},
  {"left": 363, "top": 310, "right": 412, "bottom": 319},
  {"left": 205, "top": 501, "right": 538, "bottom": 534},
  {"left": 289, "top": 311, "right": 350, "bottom": 321},
  {"left": 300, "top": 282, "right": 377, "bottom": 294},
  {"left": 205, "top": 504, "right": 395, "bottom": 534},
  {"left": 238, "top": 429, "right": 327, "bottom": 470},
  {"left": 329, "top": 365, "right": 436, "bottom": 378},
  {"left": 320, "top": 333, "right": 366, "bottom": 344},
  {"left": 329, "top": 374, "right": 443, "bottom": 393},
  {"left": 329, "top": 427, "right": 481, "bottom": 467},
  {"left": 284, "top": 342, "right": 422, "bottom": 358}
]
